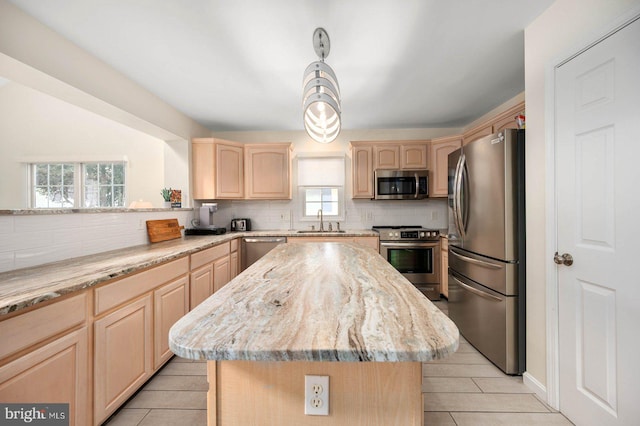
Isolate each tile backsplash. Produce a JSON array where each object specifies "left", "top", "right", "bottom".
[{"left": 0, "top": 199, "right": 448, "bottom": 273}]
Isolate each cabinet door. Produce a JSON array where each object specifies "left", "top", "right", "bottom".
[
  {"left": 245, "top": 144, "right": 291, "bottom": 199},
  {"left": 401, "top": 144, "right": 428, "bottom": 169},
  {"left": 94, "top": 295, "right": 153, "bottom": 424},
  {"left": 216, "top": 143, "right": 244, "bottom": 198},
  {"left": 0, "top": 327, "right": 90, "bottom": 426},
  {"left": 463, "top": 125, "right": 492, "bottom": 146},
  {"left": 352, "top": 145, "right": 374, "bottom": 198},
  {"left": 154, "top": 276, "right": 189, "bottom": 370},
  {"left": 192, "top": 139, "right": 215, "bottom": 199},
  {"left": 214, "top": 254, "right": 231, "bottom": 293},
  {"left": 190, "top": 263, "right": 214, "bottom": 309},
  {"left": 230, "top": 250, "right": 239, "bottom": 280},
  {"left": 374, "top": 145, "right": 400, "bottom": 169},
  {"left": 430, "top": 136, "right": 462, "bottom": 197}
]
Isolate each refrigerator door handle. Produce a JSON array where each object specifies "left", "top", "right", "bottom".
[
  {"left": 450, "top": 248, "right": 502, "bottom": 270},
  {"left": 453, "top": 154, "right": 465, "bottom": 237},
  {"left": 451, "top": 274, "right": 502, "bottom": 302}
]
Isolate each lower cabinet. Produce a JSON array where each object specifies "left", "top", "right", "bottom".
[
  {"left": 94, "top": 295, "right": 153, "bottom": 424},
  {"left": 0, "top": 327, "right": 90, "bottom": 426},
  {"left": 213, "top": 254, "right": 231, "bottom": 292},
  {"left": 154, "top": 276, "right": 190, "bottom": 370},
  {"left": 189, "top": 242, "right": 231, "bottom": 309},
  {"left": 190, "top": 263, "right": 214, "bottom": 309}
]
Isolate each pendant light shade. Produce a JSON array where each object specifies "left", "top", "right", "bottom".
[{"left": 302, "top": 28, "right": 341, "bottom": 143}]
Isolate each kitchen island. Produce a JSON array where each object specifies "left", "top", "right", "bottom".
[{"left": 170, "top": 242, "right": 458, "bottom": 425}]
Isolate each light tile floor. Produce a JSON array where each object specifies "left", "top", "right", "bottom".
[{"left": 104, "top": 300, "right": 574, "bottom": 425}]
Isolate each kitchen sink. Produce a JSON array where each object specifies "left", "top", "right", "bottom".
[{"left": 296, "top": 230, "right": 346, "bottom": 233}]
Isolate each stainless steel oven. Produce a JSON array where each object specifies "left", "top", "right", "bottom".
[{"left": 374, "top": 226, "right": 441, "bottom": 300}]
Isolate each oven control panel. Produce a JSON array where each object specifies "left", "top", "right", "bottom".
[{"left": 374, "top": 228, "right": 440, "bottom": 241}]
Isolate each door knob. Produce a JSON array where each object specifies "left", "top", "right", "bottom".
[{"left": 554, "top": 252, "right": 574, "bottom": 266}]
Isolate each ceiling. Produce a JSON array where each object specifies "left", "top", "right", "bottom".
[{"left": 9, "top": 0, "right": 554, "bottom": 133}]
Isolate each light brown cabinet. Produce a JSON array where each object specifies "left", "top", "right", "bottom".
[
  {"left": 192, "top": 138, "right": 244, "bottom": 199},
  {"left": 93, "top": 256, "right": 189, "bottom": 424},
  {"left": 244, "top": 143, "right": 292, "bottom": 199},
  {"left": 94, "top": 295, "right": 153, "bottom": 423},
  {"left": 430, "top": 135, "right": 462, "bottom": 197},
  {"left": 351, "top": 141, "right": 429, "bottom": 199},
  {"left": 154, "top": 276, "right": 189, "bottom": 370},
  {"left": 230, "top": 238, "right": 239, "bottom": 280},
  {"left": 463, "top": 101, "right": 525, "bottom": 146},
  {"left": 189, "top": 242, "right": 231, "bottom": 309},
  {"left": 351, "top": 145, "right": 374, "bottom": 199},
  {"left": 0, "top": 293, "right": 90, "bottom": 426}
]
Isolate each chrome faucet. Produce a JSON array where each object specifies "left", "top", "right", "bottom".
[{"left": 317, "top": 209, "right": 324, "bottom": 232}]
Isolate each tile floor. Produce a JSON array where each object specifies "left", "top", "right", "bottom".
[{"left": 104, "top": 300, "right": 574, "bottom": 425}]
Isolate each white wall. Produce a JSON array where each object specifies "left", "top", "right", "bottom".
[
  {"left": 524, "top": 0, "right": 640, "bottom": 394},
  {"left": 0, "top": 82, "right": 167, "bottom": 209}
]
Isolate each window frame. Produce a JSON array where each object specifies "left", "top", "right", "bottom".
[{"left": 299, "top": 185, "right": 345, "bottom": 222}]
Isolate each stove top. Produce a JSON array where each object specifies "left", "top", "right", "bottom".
[{"left": 372, "top": 226, "right": 440, "bottom": 241}]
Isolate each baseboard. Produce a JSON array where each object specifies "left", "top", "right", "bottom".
[{"left": 523, "top": 372, "right": 547, "bottom": 402}]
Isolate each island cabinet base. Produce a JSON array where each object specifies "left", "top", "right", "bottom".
[{"left": 207, "top": 360, "right": 423, "bottom": 426}]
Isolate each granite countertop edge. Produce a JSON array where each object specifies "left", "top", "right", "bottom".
[{"left": 0, "top": 230, "right": 378, "bottom": 316}]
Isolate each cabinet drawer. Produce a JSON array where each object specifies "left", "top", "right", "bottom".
[
  {"left": 0, "top": 293, "right": 87, "bottom": 360},
  {"left": 191, "top": 242, "right": 230, "bottom": 270},
  {"left": 94, "top": 257, "right": 189, "bottom": 316}
]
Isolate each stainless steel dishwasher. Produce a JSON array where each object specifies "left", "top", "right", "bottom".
[{"left": 241, "top": 237, "right": 286, "bottom": 271}]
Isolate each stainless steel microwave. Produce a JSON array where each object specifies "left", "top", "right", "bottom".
[{"left": 374, "top": 170, "right": 429, "bottom": 200}]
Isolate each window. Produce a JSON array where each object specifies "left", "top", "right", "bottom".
[
  {"left": 302, "top": 186, "right": 341, "bottom": 217},
  {"left": 31, "top": 162, "right": 126, "bottom": 208},
  {"left": 297, "top": 156, "right": 345, "bottom": 220},
  {"left": 84, "top": 162, "right": 126, "bottom": 208}
]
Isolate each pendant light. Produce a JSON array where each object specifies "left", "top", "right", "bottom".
[{"left": 302, "top": 28, "right": 341, "bottom": 143}]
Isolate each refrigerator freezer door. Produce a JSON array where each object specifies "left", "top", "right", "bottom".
[
  {"left": 449, "top": 246, "right": 519, "bottom": 296},
  {"left": 456, "top": 130, "right": 522, "bottom": 262},
  {"left": 448, "top": 269, "right": 521, "bottom": 374}
]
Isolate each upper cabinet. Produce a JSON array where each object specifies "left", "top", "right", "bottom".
[
  {"left": 351, "top": 140, "right": 429, "bottom": 199},
  {"left": 463, "top": 101, "right": 525, "bottom": 146},
  {"left": 244, "top": 143, "right": 292, "bottom": 199},
  {"left": 430, "top": 135, "right": 462, "bottom": 198},
  {"left": 192, "top": 138, "right": 244, "bottom": 199},
  {"left": 192, "top": 139, "right": 292, "bottom": 200}
]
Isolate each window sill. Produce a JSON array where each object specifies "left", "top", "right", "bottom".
[{"left": 0, "top": 207, "right": 193, "bottom": 216}]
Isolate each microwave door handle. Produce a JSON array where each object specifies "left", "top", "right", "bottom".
[{"left": 414, "top": 173, "right": 419, "bottom": 199}]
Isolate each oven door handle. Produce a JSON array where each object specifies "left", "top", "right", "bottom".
[{"left": 380, "top": 241, "right": 438, "bottom": 248}]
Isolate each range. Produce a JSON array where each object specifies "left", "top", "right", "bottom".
[{"left": 372, "top": 226, "right": 441, "bottom": 300}]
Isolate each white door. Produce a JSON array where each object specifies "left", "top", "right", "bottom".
[{"left": 555, "top": 16, "right": 640, "bottom": 426}]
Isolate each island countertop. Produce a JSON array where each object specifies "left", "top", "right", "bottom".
[{"left": 169, "top": 242, "right": 459, "bottom": 362}]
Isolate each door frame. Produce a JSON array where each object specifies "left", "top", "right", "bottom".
[{"left": 544, "top": 6, "right": 640, "bottom": 411}]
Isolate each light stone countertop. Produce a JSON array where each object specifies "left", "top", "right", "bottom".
[
  {"left": 0, "top": 230, "right": 378, "bottom": 316},
  {"left": 169, "top": 242, "right": 459, "bottom": 362}
]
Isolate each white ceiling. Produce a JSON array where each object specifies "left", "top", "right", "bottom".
[{"left": 9, "top": 0, "right": 554, "bottom": 133}]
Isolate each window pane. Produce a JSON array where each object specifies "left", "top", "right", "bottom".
[
  {"left": 305, "top": 202, "right": 322, "bottom": 216},
  {"left": 322, "top": 201, "right": 338, "bottom": 215},
  {"left": 49, "top": 164, "right": 62, "bottom": 186},
  {"left": 35, "top": 164, "right": 49, "bottom": 186},
  {"left": 85, "top": 164, "right": 98, "bottom": 184},
  {"left": 63, "top": 164, "right": 74, "bottom": 184},
  {"left": 113, "top": 163, "right": 125, "bottom": 185},
  {"left": 306, "top": 188, "right": 322, "bottom": 202},
  {"left": 113, "top": 186, "right": 125, "bottom": 207},
  {"left": 99, "top": 186, "right": 112, "bottom": 206},
  {"left": 99, "top": 164, "right": 112, "bottom": 185}
]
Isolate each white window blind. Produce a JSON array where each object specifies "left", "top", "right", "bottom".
[{"left": 297, "top": 156, "right": 345, "bottom": 186}]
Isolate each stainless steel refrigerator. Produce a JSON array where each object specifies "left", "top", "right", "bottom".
[{"left": 447, "top": 129, "right": 525, "bottom": 375}]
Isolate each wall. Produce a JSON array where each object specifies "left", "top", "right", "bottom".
[
  {"left": 0, "top": 81, "right": 166, "bottom": 209},
  {"left": 523, "top": 0, "right": 640, "bottom": 396},
  {"left": 206, "top": 128, "right": 459, "bottom": 231}
]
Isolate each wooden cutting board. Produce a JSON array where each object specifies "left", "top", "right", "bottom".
[{"left": 146, "top": 219, "right": 184, "bottom": 243}]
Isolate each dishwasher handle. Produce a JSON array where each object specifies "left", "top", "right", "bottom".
[{"left": 242, "top": 237, "right": 287, "bottom": 243}]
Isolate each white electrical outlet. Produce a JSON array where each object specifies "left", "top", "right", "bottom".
[{"left": 304, "top": 375, "right": 329, "bottom": 416}]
